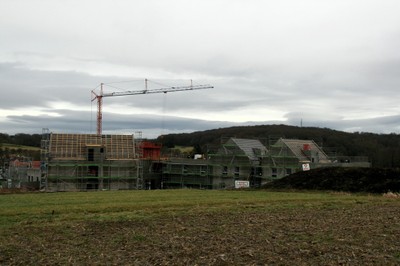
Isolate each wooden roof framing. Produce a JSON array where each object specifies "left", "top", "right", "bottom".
[{"left": 49, "top": 133, "right": 135, "bottom": 160}]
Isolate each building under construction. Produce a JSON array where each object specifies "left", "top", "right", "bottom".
[
  {"left": 41, "top": 132, "right": 136, "bottom": 191},
  {"left": 37, "top": 130, "right": 370, "bottom": 191},
  {"left": 158, "top": 137, "right": 370, "bottom": 189}
]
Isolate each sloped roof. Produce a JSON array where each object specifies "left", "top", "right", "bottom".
[
  {"left": 224, "top": 138, "right": 268, "bottom": 160},
  {"left": 11, "top": 159, "right": 30, "bottom": 168},
  {"left": 276, "top": 138, "right": 329, "bottom": 162},
  {"left": 9, "top": 160, "right": 41, "bottom": 169},
  {"left": 49, "top": 133, "right": 135, "bottom": 160}
]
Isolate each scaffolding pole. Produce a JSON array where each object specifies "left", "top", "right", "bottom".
[{"left": 135, "top": 131, "right": 144, "bottom": 189}]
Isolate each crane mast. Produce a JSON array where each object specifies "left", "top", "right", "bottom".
[{"left": 91, "top": 79, "right": 213, "bottom": 135}]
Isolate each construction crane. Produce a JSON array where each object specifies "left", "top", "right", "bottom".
[{"left": 91, "top": 79, "right": 213, "bottom": 135}]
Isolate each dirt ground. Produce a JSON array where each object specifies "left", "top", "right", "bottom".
[
  {"left": 1, "top": 202, "right": 400, "bottom": 265},
  {"left": 265, "top": 167, "right": 400, "bottom": 193}
]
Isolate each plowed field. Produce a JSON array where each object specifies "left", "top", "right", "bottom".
[{"left": 1, "top": 190, "right": 399, "bottom": 265}]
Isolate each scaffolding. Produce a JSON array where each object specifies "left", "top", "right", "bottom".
[
  {"left": 207, "top": 138, "right": 269, "bottom": 187},
  {"left": 161, "top": 159, "right": 212, "bottom": 189},
  {"left": 135, "top": 131, "right": 143, "bottom": 190},
  {"left": 40, "top": 128, "right": 50, "bottom": 190},
  {"left": 39, "top": 133, "right": 371, "bottom": 191},
  {"left": 205, "top": 153, "right": 266, "bottom": 188},
  {"left": 44, "top": 133, "right": 139, "bottom": 191},
  {"left": 267, "top": 141, "right": 301, "bottom": 179}
]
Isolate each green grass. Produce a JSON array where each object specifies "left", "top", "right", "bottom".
[
  {"left": 174, "top": 145, "right": 194, "bottom": 153},
  {"left": 0, "top": 189, "right": 391, "bottom": 231},
  {"left": 0, "top": 143, "right": 40, "bottom": 151}
]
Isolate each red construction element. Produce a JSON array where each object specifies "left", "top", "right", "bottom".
[
  {"left": 303, "top": 144, "right": 311, "bottom": 151},
  {"left": 10, "top": 160, "right": 41, "bottom": 169},
  {"left": 91, "top": 83, "right": 104, "bottom": 135},
  {"left": 140, "top": 141, "right": 162, "bottom": 160}
]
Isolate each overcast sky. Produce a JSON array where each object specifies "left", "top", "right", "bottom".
[{"left": 1, "top": 0, "right": 400, "bottom": 138}]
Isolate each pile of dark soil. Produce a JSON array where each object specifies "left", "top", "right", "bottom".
[{"left": 265, "top": 167, "right": 400, "bottom": 193}]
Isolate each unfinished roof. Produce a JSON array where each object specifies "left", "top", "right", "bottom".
[
  {"left": 49, "top": 133, "right": 135, "bottom": 160},
  {"left": 223, "top": 138, "right": 268, "bottom": 160},
  {"left": 276, "top": 138, "right": 329, "bottom": 162}
]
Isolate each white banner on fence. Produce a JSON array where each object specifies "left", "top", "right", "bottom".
[{"left": 235, "top": 180, "right": 250, "bottom": 189}]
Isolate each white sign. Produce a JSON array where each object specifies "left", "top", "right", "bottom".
[
  {"left": 235, "top": 180, "right": 250, "bottom": 189},
  {"left": 302, "top": 163, "right": 310, "bottom": 171}
]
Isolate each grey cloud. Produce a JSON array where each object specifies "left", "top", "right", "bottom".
[
  {"left": 1, "top": 1, "right": 400, "bottom": 136},
  {"left": 4, "top": 107, "right": 400, "bottom": 140},
  {"left": 0, "top": 63, "right": 99, "bottom": 109},
  {"left": 2, "top": 109, "right": 250, "bottom": 138},
  {"left": 285, "top": 112, "right": 400, "bottom": 134}
]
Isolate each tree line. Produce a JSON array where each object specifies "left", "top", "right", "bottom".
[
  {"left": 0, "top": 133, "right": 42, "bottom": 147},
  {"left": 0, "top": 133, "right": 42, "bottom": 165}
]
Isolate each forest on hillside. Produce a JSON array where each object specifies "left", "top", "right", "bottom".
[
  {"left": 0, "top": 133, "right": 42, "bottom": 147},
  {"left": 1, "top": 125, "right": 400, "bottom": 168},
  {"left": 0, "top": 133, "right": 42, "bottom": 163},
  {"left": 157, "top": 124, "right": 400, "bottom": 168}
]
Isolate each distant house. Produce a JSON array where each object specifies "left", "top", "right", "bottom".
[
  {"left": 270, "top": 138, "right": 370, "bottom": 172},
  {"left": 178, "top": 137, "right": 370, "bottom": 189},
  {"left": 43, "top": 133, "right": 140, "bottom": 191},
  {"left": 217, "top": 138, "right": 268, "bottom": 163},
  {"left": 159, "top": 159, "right": 212, "bottom": 189},
  {"left": 210, "top": 138, "right": 269, "bottom": 188},
  {"left": 160, "top": 138, "right": 268, "bottom": 189},
  {"left": 266, "top": 138, "right": 332, "bottom": 179},
  {"left": 273, "top": 138, "right": 330, "bottom": 163},
  {"left": 6, "top": 158, "right": 41, "bottom": 189}
]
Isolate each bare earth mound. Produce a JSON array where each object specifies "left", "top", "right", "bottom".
[{"left": 265, "top": 167, "right": 400, "bottom": 193}]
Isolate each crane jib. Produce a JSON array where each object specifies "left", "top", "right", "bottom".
[
  {"left": 93, "top": 81, "right": 213, "bottom": 135},
  {"left": 101, "top": 85, "right": 213, "bottom": 98}
]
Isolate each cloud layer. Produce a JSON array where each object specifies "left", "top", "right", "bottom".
[{"left": 1, "top": 0, "right": 400, "bottom": 137}]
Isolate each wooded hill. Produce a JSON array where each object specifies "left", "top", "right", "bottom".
[
  {"left": 0, "top": 133, "right": 42, "bottom": 162},
  {"left": 157, "top": 124, "right": 400, "bottom": 168},
  {"left": 0, "top": 133, "right": 42, "bottom": 147}
]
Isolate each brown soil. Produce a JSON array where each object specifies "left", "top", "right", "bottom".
[{"left": 1, "top": 203, "right": 400, "bottom": 265}]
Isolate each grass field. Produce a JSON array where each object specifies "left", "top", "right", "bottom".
[
  {"left": 0, "top": 143, "right": 41, "bottom": 151},
  {"left": 1, "top": 189, "right": 400, "bottom": 265}
]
